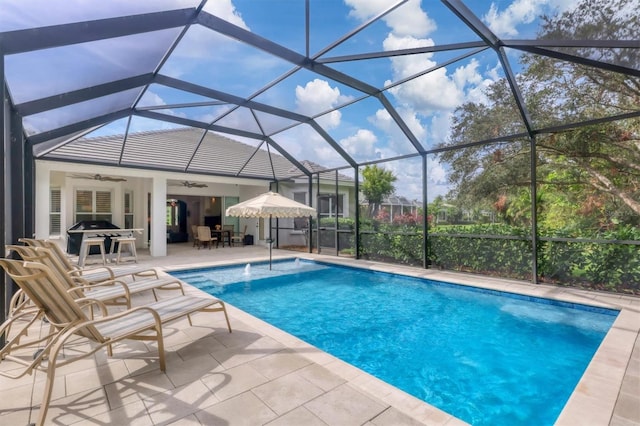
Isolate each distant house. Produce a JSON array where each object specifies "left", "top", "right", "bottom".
[
  {"left": 381, "top": 195, "right": 421, "bottom": 221},
  {"left": 360, "top": 194, "right": 421, "bottom": 222}
]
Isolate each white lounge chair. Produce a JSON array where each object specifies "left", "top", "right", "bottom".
[{"left": 0, "top": 258, "right": 231, "bottom": 426}]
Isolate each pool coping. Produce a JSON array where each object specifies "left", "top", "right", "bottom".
[{"left": 161, "top": 253, "right": 640, "bottom": 425}]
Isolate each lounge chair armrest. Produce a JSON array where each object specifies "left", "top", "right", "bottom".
[
  {"left": 77, "top": 278, "right": 126, "bottom": 289},
  {"left": 78, "top": 265, "right": 116, "bottom": 279},
  {"left": 69, "top": 279, "right": 132, "bottom": 302},
  {"left": 132, "top": 268, "right": 159, "bottom": 279},
  {"left": 0, "top": 309, "right": 42, "bottom": 334},
  {"left": 75, "top": 297, "right": 110, "bottom": 317},
  {"left": 70, "top": 276, "right": 93, "bottom": 286},
  {"left": 68, "top": 304, "right": 163, "bottom": 333}
]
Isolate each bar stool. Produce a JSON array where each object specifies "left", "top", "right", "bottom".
[
  {"left": 81, "top": 237, "right": 107, "bottom": 266},
  {"left": 113, "top": 237, "right": 138, "bottom": 264}
]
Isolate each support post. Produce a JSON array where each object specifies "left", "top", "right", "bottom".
[
  {"left": 9, "top": 106, "right": 25, "bottom": 243},
  {"left": 24, "top": 138, "right": 35, "bottom": 239},
  {"left": 422, "top": 154, "right": 428, "bottom": 269},
  {"left": 334, "top": 170, "right": 339, "bottom": 254},
  {"left": 1, "top": 53, "right": 7, "bottom": 341},
  {"left": 530, "top": 135, "right": 538, "bottom": 283},
  {"left": 150, "top": 176, "right": 167, "bottom": 257},
  {"left": 307, "top": 175, "right": 313, "bottom": 253},
  {"left": 354, "top": 165, "right": 360, "bottom": 259}
]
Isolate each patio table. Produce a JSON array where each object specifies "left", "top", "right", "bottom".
[{"left": 211, "top": 229, "right": 232, "bottom": 247}]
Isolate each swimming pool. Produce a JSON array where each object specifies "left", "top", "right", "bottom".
[{"left": 170, "top": 259, "right": 618, "bottom": 425}]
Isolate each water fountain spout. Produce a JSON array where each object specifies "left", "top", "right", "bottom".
[
  {"left": 244, "top": 263, "right": 251, "bottom": 275},
  {"left": 294, "top": 258, "right": 300, "bottom": 268}
]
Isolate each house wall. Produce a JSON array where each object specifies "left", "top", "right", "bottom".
[
  {"left": 35, "top": 160, "right": 269, "bottom": 257},
  {"left": 34, "top": 160, "right": 357, "bottom": 256}
]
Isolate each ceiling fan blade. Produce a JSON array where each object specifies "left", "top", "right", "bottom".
[
  {"left": 168, "top": 181, "right": 207, "bottom": 188},
  {"left": 70, "top": 174, "right": 126, "bottom": 182}
]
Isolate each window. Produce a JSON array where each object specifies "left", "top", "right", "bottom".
[
  {"left": 75, "top": 189, "right": 112, "bottom": 223},
  {"left": 319, "top": 194, "right": 344, "bottom": 219},
  {"left": 293, "top": 192, "right": 306, "bottom": 204},
  {"left": 223, "top": 196, "right": 239, "bottom": 233},
  {"left": 124, "top": 191, "right": 134, "bottom": 229},
  {"left": 50, "top": 188, "right": 61, "bottom": 235},
  {"left": 293, "top": 192, "right": 308, "bottom": 230}
]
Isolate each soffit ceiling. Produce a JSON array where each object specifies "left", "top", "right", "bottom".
[{"left": 1, "top": 0, "right": 638, "bottom": 182}]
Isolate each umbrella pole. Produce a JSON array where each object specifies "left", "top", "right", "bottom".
[{"left": 269, "top": 215, "right": 272, "bottom": 270}]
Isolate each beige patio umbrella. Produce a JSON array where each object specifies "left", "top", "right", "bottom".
[{"left": 226, "top": 191, "right": 317, "bottom": 269}]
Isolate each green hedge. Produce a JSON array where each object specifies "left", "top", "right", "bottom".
[
  {"left": 429, "top": 224, "right": 532, "bottom": 279},
  {"left": 359, "top": 221, "right": 423, "bottom": 266},
  {"left": 537, "top": 225, "right": 640, "bottom": 293},
  {"left": 307, "top": 219, "right": 639, "bottom": 293},
  {"left": 356, "top": 222, "right": 640, "bottom": 294}
]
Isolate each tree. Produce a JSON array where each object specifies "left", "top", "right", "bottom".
[
  {"left": 437, "top": 0, "right": 640, "bottom": 231},
  {"left": 361, "top": 165, "right": 397, "bottom": 218}
]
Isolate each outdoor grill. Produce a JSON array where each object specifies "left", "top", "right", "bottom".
[{"left": 66, "top": 220, "right": 120, "bottom": 255}]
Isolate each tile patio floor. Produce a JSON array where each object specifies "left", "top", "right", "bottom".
[{"left": 1, "top": 242, "right": 638, "bottom": 425}]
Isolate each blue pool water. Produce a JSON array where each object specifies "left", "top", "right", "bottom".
[{"left": 170, "top": 259, "right": 618, "bottom": 426}]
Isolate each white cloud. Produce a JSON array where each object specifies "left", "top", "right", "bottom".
[
  {"left": 382, "top": 35, "right": 492, "bottom": 114},
  {"left": 202, "top": 0, "right": 249, "bottom": 29},
  {"left": 342, "top": 0, "right": 510, "bottom": 202},
  {"left": 382, "top": 33, "right": 436, "bottom": 76},
  {"left": 345, "top": 0, "right": 436, "bottom": 37},
  {"left": 453, "top": 59, "right": 499, "bottom": 105},
  {"left": 369, "top": 107, "right": 427, "bottom": 156},
  {"left": 160, "top": 1, "right": 252, "bottom": 77},
  {"left": 427, "top": 157, "right": 447, "bottom": 185},
  {"left": 452, "top": 59, "right": 484, "bottom": 88},
  {"left": 270, "top": 124, "right": 350, "bottom": 169},
  {"left": 387, "top": 68, "right": 463, "bottom": 113},
  {"left": 483, "top": 0, "right": 583, "bottom": 39},
  {"left": 1, "top": 0, "right": 249, "bottom": 31},
  {"left": 483, "top": 0, "right": 550, "bottom": 37},
  {"left": 139, "top": 90, "right": 166, "bottom": 108},
  {"left": 382, "top": 158, "right": 423, "bottom": 201},
  {"left": 340, "top": 129, "right": 379, "bottom": 159},
  {"left": 315, "top": 144, "right": 347, "bottom": 164},
  {"left": 295, "top": 79, "right": 351, "bottom": 128},
  {"left": 426, "top": 112, "right": 453, "bottom": 149},
  {"left": 396, "top": 108, "right": 426, "bottom": 142}
]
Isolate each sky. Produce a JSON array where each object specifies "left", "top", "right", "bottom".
[{"left": 2, "top": 0, "right": 582, "bottom": 202}]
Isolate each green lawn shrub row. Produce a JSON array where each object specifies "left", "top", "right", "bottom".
[{"left": 311, "top": 219, "right": 639, "bottom": 293}]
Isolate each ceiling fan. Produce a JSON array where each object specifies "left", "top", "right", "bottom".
[
  {"left": 170, "top": 180, "right": 208, "bottom": 188},
  {"left": 71, "top": 173, "right": 127, "bottom": 182}
]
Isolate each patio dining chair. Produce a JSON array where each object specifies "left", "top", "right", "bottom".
[
  {"left": 231, "top": 224, "right": 248, "bottom": 246},
  {"left": 192, "top": 225, "right": 200, "bottom": 248},
  {"left": 197, "top": 226, "right": 217, "bottom": 249},
  {"left": 222, "top": 224, "right": 234, "bottom": 246},
  {"left": 0, "top": 258, "right": 232, "bottom": 426}
]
